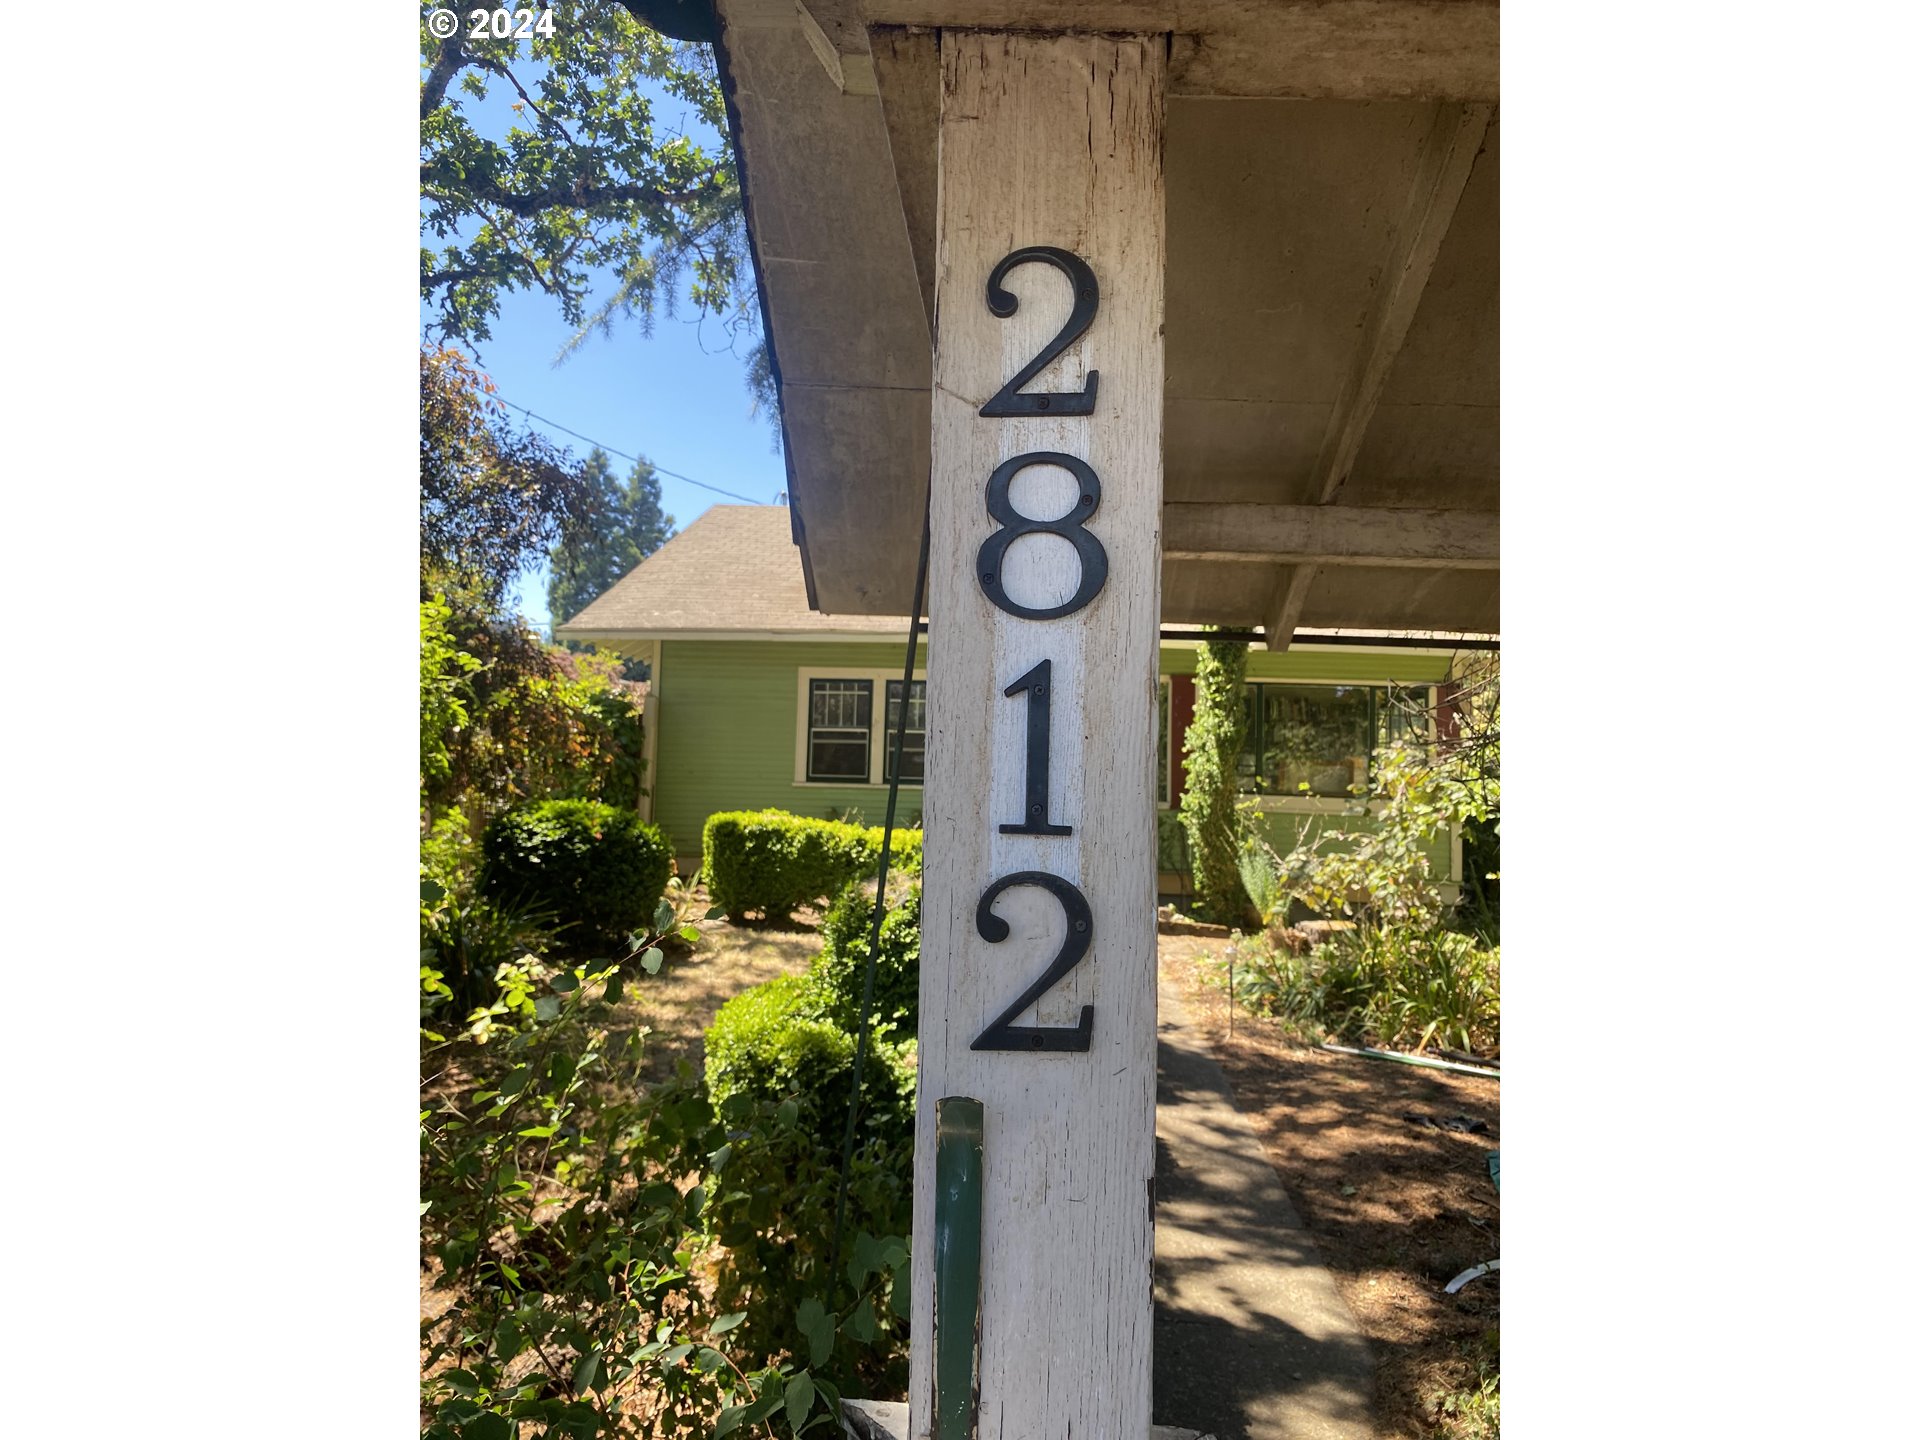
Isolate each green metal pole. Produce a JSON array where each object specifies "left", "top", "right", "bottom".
[{"left": 932, "top": 1096, "right": 984, "bottom": 1440}]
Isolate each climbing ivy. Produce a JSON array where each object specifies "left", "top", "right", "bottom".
[{"left": 1180, "top": 634, "right": 1257, "bottom": 928}]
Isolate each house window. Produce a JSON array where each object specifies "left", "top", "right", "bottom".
[
  {"left": 807, "top": 679, "right": 872, "bottom": 781},
  {"left": 884, "top": 680, "right": 927, "bottom": 782},
  {"left": 796, "top": 670, "right": 928, "bottom": 786},
  {"left": 1235, "top": 684, "right": 1431, "bottom": 798}
]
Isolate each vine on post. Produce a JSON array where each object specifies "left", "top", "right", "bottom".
[{"left": 1179, "top": 634, "right": 1257, "bottom": 929}]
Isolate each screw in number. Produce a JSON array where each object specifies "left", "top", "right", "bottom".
[{"left": 427, "top": 8, "right": 458, "bottom": 38}]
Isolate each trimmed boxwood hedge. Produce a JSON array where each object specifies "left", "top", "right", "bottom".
[
  {"left": 810, "top": 879, "right": 921, "bottom": 1038},
  {"left": 701, "top": 809, "right": 922, "bottom": 921},
  {"left": 703, "top": 972, "right": 915, "bottom": 1147},
  {"left": 480, "top": 799, "right": 672, "bottom": 951}
]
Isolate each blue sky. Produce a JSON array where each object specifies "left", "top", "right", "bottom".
[{"left": 423, "top": 63, "right": 788, "bottom": 636}]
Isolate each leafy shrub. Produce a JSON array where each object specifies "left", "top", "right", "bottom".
[
  {"left": 705, "top": 974, "right": 915, "bottom": 1145},
  {"left": 1235, "top": 813, "right": 1290, "bottom": 928},
  {"left": 697, "top": 1088, "right": 914, "bottom": 1402},
  {"left": 420, "top": 952, "right": 868, "bottom": 1440},
  {"left": 810, "top": 880, "right": 921, "bottom": 1036},
  {"left": 481, "top": 799, "right": 672, "bottom": 951},
  {"left": 702, "top": 810, "right": 923, "bottom": 922},
  {"left": 1223, "top": 925, "right": 1500, "bottom": 1054},
  {"left": 700, "top": 971, "right": 916, "bottom": 1393},
  {"left": 419, "top": 881, "right": 552, "bottom": 1024},
  {"left": 421, "top": 590, "right": 648, "bottom": 834}
]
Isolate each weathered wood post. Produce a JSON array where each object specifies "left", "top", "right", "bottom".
[{"left": 913, "top": 30, "right": 1166, "bottom": 1440}]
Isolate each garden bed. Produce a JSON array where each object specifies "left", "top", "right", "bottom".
[{"left": 1160, "top": 932, "right": 1500, "bottom": 1439}]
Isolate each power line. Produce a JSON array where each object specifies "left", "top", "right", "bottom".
[{"left": 491, "top": 393, "right": 773, "bottom": 506}]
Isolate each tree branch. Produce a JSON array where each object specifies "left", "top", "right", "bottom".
[
  {"left": 455, "top": 171, "right": 730, "bottom": 219},
  {"left": 421, "top": 35, "right": 468, "bottom": 120},
  {"left": 474, "top": 57, "right": 578, "bottom": 147}
]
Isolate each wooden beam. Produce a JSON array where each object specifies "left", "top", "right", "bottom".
[
  {"left": 868, "top": 25, "right": 939, "bottom": 335},
  {"left": 1265, "top": 566, "right": 1314, "bottom": 652},
  {"left": 914, "top": 31, "right": 1165, "bottom": 1440},
  {"left": 857, "top": 1, "right": 1499, "bottom": 100},
  {"left": 1261, "top": 100, "right": 1491, "bottom": 648},
  {"left": 794, "top": 1, "right": 877, "bottom": 93},
  {"left": 1311, "top": 102, "right": 1493, "bottom": 507},
  {"left": 1164, "top": 503, "right": 1497, "bottom": 567}
]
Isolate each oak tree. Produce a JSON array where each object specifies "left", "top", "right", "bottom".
[{"left": 419, "top": 2, "right": 755, "bottom": 368}]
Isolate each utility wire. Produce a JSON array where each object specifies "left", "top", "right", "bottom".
[{"left": 491, "top": 393, "right": 772, "bottom": 506}]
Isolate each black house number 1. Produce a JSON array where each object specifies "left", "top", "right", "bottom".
[{"left": 969, "top": 245, "right": 1107, "bottom": 1056}]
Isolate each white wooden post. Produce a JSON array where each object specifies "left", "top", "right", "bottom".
[{"left": 912, "top": 31, "right": 1166, "bottom": 1440}]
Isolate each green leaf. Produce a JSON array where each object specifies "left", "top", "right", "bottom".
[
  {"left": 890, "top": 1262, "right": 911, "bottom": 1320},
  {"left": 685, "top": 1185, "right": 706, "bottom": 1220},
  {"left": 641, "top": 949, "right": 664, "bottom": 976},
  {"left": 460, "top": 1413, "right": 512, "bottom": 1440},
  {"left": 710, "top": 1311, "right": 747, "bottom": 1336},
  {"left": 550, "top": 970, "right": 579, "bottom": 994},
  {"left": 421, "top": 878, "right": 447, "bottom": 903},
  {"left": 694, "top": 1346, "right": 729, "bottom": 1373},
  {"left": 740, "top": 1389, "right": 784, "bottom": 1426},
  {"left": 495, "top": 1316, "right": 524, "bottom": 1363},
  {"left": 795, "top": 1297, "right": 834, "bottom": 1368},
  {"left": 678, "top": 925, "right": 701, "bottom": 943},
  {"left": 775, "top": 1098, "right": 800, "bottom": 1129},
  {"left": 708, "top": 1142, "right": 733, "bottom": 1172},
  {"left": 846, "top": 1296, "right": 876, "bottom": 1343},
  {"left": 653, "top": 899, "right": 675, "bottom": 932},
  {"left": 573, "top": 1349, "right": 601, "bottom": 1393},
  {"left": 847, "top": 1231, "right": 882, "bottom": 1289},
  {"left": 704, "top": 906, "right": 728, "bottom": 921},
  {"left": 602, "top": 970, "right": 624, "bottom": 1005},
  {"left": 784, "top": 1371, "right": 816, "bottom": 1430}
]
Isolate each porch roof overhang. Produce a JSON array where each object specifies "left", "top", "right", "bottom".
[{"left": 711, "top": 0, "right": 1499, "bottom": 645}]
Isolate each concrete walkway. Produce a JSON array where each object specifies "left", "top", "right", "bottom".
[{"left": 1154, "top": 973, "right": 1375, "bottom": 1440}]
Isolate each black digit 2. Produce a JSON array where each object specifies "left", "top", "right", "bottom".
[
  {"left": 979, "top": 246, "right": 1099, "bottom": 418},
  {"left": 1000, "top": 660, "right": 1070, "bottom": 836},
  {"left": 975, "top": 452, "right": 1108, "bottom": 620},
  {"left": 970, "top": 871, "right": 1094, "bottom": 1053}
]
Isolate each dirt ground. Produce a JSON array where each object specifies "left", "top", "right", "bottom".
[
  {"left": 1157, "top": 931, "right": 1500, "bottom": 1437},
  {"left": 622, "top": 907, "right": 826, "bottom": 1082}
]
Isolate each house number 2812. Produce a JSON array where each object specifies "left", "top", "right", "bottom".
[{"left": 969, "top": 245, "right": 1106, "bottom": 1055}]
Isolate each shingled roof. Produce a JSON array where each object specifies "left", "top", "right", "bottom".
[{"left": 554, "top": 505, "right": 904, "bottom": 639}]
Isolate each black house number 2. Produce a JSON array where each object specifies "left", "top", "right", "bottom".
[{"left": 969, "top": 245, "right": 1107, "bottom": 1056}]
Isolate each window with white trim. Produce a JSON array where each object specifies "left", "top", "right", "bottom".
[
  {"left": 1233, "top": 683, "right": 1431, "bottom": 798},
  {"left": 884, "top": 679, "right": 927, "bottom": 783},
  {"left": 806, "top": 679, "right": 873, "bottom": 782},
  {"left": 796, "top": 669, "right": 927, "bottom": 787}
]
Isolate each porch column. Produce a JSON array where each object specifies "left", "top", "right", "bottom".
[{"left": 913, "top": 30, "right": 1166, "bottom": 1440}]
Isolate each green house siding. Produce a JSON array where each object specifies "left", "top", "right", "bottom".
[
  {"left": 653, "top": 639, "right": 922, "bottom": 860},
  {"left": 652, "top": 637, "right": 1463, "bottom": 884}
]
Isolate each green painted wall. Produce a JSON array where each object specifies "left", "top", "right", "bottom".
[
  {"left": 653, "top": 638, "right": 1463, "bottom": 880},
  {"left": 653, "top": 639, "right": 920, "bottom": 859}
]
